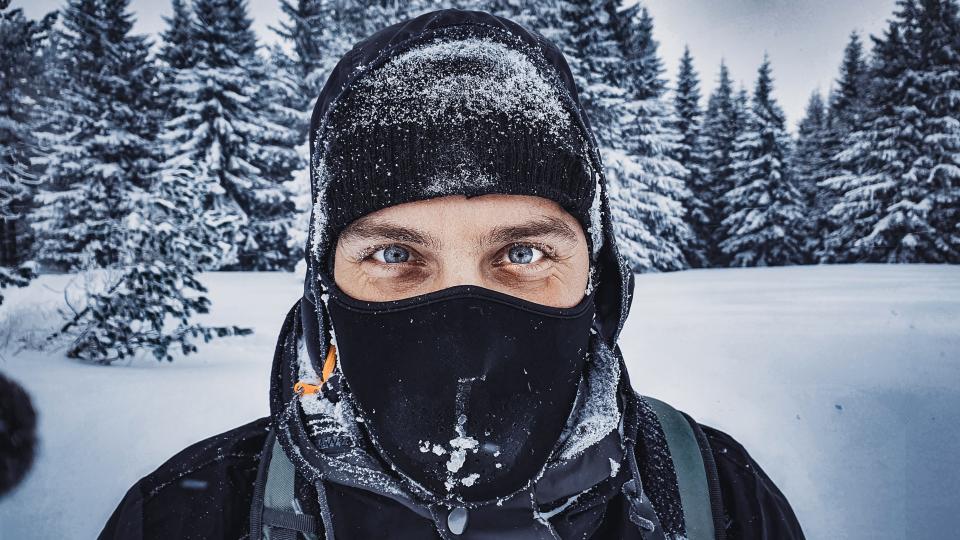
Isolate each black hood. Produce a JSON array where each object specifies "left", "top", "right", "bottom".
[
  {"left": 299, "top": 8, "right": 635, "bottom": 366},
  {"left": 269, "top": 6, "right": 643, "bottom": 519}
]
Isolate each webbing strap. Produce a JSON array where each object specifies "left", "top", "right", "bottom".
[
  {"left": 644, "top": 397, "right": 717, "bottom": 540},
  {"left": 252, "top": 430, "right": 320, "bottom": 540},
  {"left": 265, "top": 439, "right": 298, "bottom": 513}
]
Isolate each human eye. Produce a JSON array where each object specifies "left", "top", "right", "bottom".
[
  {"left": 506, "top": 244, "right": 544, "bottom": 264},
  {"left": 371, "top": 244, "right": 411, "bottom": 264},
  {"left": 495, "top": 242, "right": 555, "bottom": 271}
]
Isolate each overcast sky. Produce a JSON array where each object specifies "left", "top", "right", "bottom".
[{"left": 18, "top": 0, "right": 897, "bottom": 128}]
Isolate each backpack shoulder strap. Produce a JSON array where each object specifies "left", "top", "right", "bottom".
[
  {"left": 250, "top": 428, "right": 320, "bottom": 540},
  {"left": 642, "top": 396, "right": 724, "bottom": 540}
]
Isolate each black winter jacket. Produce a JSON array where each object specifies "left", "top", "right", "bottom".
[
  {"left": 99, "top": 414, "right": 803, "bottom": 539},
  {"left": 100, "top": 299, "right": 803, "bottom": 540}
]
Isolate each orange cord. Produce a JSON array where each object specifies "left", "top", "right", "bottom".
[{"left": 294, "top": 344, "right": 337, "bottom": 395}]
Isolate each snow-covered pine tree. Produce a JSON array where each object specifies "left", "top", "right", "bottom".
[
  {"left": 560, "top": 0, "right": 626, "bottom": 148},
  {"left": 457, "top": 0, "right": 568, "bottom": 41},
  {"left": 673, "top": 45, "right": 711, "bottom": 267},
  {"left": 718, "top": 56, "right": 804, "bottom": 267},
  {"left": 157, "top": 0, "right": 197, "bottom": 122},
  {"left": 919, "top": 0, "right": 960, "bottom": 259},
  {"left": 161, "top": 0, "right": 297, "bottom": 270},
  {"left": 49, "top": 162, "right": 252, "bottom": 364},
  {"left": 274, "top": 0, "right": 340, "bottom": 271},
  {"left": 157, "top": 0, "right": 240, "bottom": 272},
  {"left": 607, "top": 5, "right": 691, "bottom": 271},
  {"left": 31, "top": 0, "right": 158, "bottom": 271},
  {"left": 42, "top": 0, "right": 254, "bottom": 364},
  {"left": 793, "top": 91, "right": 831, "bottom": 263},
  {"left": 824, "top": 0, "right": 960, "bottom": 262},
  {"left": 0, "top": 6, "right": 54, "bottom": 302},
  {"left": 273, "top": 0, "right": 327, "bottom": 114},
  {"left": 560, "top": 1, "right": 644, "bottom": 268},
  {"left": 251, "top": 47, "right": 304, "bottom": 270},
  {"left": 699, "top": 61, "right": 742, "bottom": 265},
  {"left": 817, "top": 32, "right": 870, "bottom": 262}
]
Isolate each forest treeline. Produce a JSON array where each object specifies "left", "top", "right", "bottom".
[{"left": 0, "top": 0, "right": 957, "bottom": 362}]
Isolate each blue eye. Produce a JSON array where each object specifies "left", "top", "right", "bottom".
[
  {"left": 373, "top": 245, "right": 410, "bottom": 264},
  {"left": 507, "top": 244, "right": 542, "bottom": 264}
]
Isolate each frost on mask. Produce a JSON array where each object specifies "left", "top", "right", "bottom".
[
  {"left": 555, "top": 337, "right": 622, "bottom": 461},
  {"left": 415, "top": 377, "right": 492, "bottom": 493}
]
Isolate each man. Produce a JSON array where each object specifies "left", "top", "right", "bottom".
[{"left": 101, "top": 8, "right": 804, "bottom": 539}]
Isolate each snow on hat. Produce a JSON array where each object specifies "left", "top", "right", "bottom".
[{"left": 307, "top": 23, "right": 600, "bottom": 276}]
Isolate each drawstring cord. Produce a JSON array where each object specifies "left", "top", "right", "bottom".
[{"left": 294, "top": 344, "right": 337, "bottom": 395}]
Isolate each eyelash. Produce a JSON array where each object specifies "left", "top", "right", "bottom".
[{"left": 357, "top": 242, "right": 557, "bottom": 269}]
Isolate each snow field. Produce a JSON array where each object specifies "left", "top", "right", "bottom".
[{"left": 0, "top": 264, "right": 957, "bottom": 539}]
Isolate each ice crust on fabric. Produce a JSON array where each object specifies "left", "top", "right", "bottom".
[
  {"left": 556, "top": 337, "right": 622, "bottom": 461},
  {"left": 341, "top": 37, "right": 578, "bottom": 144}
]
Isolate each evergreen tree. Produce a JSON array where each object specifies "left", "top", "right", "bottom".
[
  {"left": 157, "top": 0, "right": 197, "bottom": 121},
  {"left": 793, "top": 90, "right": 831, "bottom": 263},
  {"left": 48, "top": 164, "right": 252, "bottom": 364},
  {"left": 273, "top": 0, "right": 327, "bottom": 112},
  {"left": 718, "top": 56, "right": 804, "bottom": 266},
  {"left": 37, "top": 0, "right": 254, "bottom": 363},
  {"left": 252, "top": 47, "right": 304, "bottom": 270},
  {"left": 824, "top": 0, "right": 960, "bottom": 262},
  {"left": 562, "top": 0, "right": 628, "bottom": 149},
  {"left": 31, "top": 0, "right": 158, "bottom": 271},
  {"left": 817, "top": 32, "right": 870, "bottom": 261},
  {"left": 673, "top": 46, "right": 711, "bottom": 267},
  {"left": 0, "top": 6, "right": 54, "bottom": 301},
  {"left": 161, "top": 0, "right": 297, "bottom": 270},
  {"left": 827, "top": 33, "right": 871, "bottom": 142},
  {"left": 609, "top": 5, "right": 691, "bottom": 271},
  {"left": 699, "top": 61, "right": 742, "bottom": 264}
]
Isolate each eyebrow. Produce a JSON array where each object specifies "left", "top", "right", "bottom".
[
  {"left": 340, "top": 219, "right": 443, "bottom": 249},
  {"left": 480, "top": 216, "right": 579, "bottom": 246},
  {"left": 340, "top": 215, "right": 579, "bottom": 249}
]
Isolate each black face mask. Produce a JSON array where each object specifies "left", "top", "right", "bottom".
[{"left": 323, "top": 282, "right": 597, "bottom": 503}]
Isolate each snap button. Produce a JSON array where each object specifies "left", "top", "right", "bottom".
[{"left": 447, "top": 506, "right": 468, "bottom": 535}]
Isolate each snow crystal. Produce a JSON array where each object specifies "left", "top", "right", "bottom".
[
  {"left": 308, "top": 137, "right": 331, "bottom": 261},
  {"left": 446, "top": 434, "right": 479, "bottom": 474},
  {"left": 609, "top": 457, "right": 620, "bottom": 478},
  {"left": 587, "top": 171, "right": 605, "bottom": 259},
  {"left": 422, "top": 164, "right": 495, "bottom": 197}
]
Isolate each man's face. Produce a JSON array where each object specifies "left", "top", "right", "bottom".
[{"left": 333, "top": 194, "right": 590, "bottom": 308}]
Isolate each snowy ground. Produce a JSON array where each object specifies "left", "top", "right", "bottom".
[{"left": 0, "top": 264, "right": 957, "bottom": 539}]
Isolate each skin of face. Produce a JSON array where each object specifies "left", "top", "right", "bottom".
[{"left": 333, "top": 194, "right": 590, "bottom": 308}]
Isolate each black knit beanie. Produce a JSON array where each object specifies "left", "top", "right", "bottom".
[{"left": 308, "top": 24, "right": 601, "bottom": 277}]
